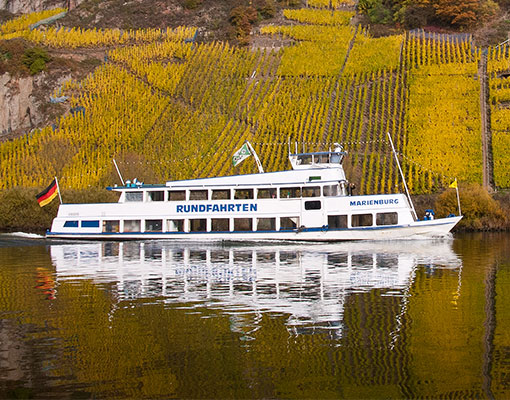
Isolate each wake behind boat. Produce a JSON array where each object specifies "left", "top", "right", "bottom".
[{"left": 46, "top": 143, "right": 461, "bottom": 241}]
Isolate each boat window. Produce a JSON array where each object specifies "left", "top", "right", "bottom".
[
  {"left": 63, "top": 220, "right": 78, "bottom": 228},
  {"left": 297, "top": 155, "right": 312, "bottom": 165},
  {"left": 168, "top": 190, "right": 186, "bottom": 201},
  {"left": 190, "top": 190, "right": 208, "bottom": 201},
  {"left": 103, "top": 220, "right": 120, "bottom": 233},
  {"left": 280, "top": 187, "right": 301, "bottom": 198},
  {"left": 212, "top": 189, "right": 230, "bottom": 200},
  {"left": 302, "top": 186, "right": 320, "bottom": 197},
  {"left": 328, "top": 215, "right": 348, "bottom": 229},
  {"left": 257, "top": 218, "right": 276, "bottom": 231},
  {"left": 167, "top": 219, "right": 184, "bottom": 232},
  {"left": 124, "top": 220, "right": 141, "bottom": 232},
  {"left": 304, "top": 200, "right": 321, "bottom": 210},
  {"left": 280, "top": 216, "right": 299, "bottom": 230},
  {"left": 330, "top": 152, "right": 342, "bottom": 163},
  {"left": 234, "top": 189, "right": 254, "bottom": 199},
  {"left": 211, "top": 218, "right": 230, "bottom": 232},
  {"left": 125, "top": 191, "right": 143, "bottom": 202},
  {"left": 351, "top": 214, "right": 373, "bottom": 227},
  {"left": 190, "top": 219, "right": 206, "bottom": 232},
  {"left": 148, "top": 191, "right": 164, "bottom": 201},
  {"left": 257, "top": 188, "right": 277, "bottom": 199},
  {"left": 145, "top": 219, "right": 163, "bottom": 232},
  {"left": 317, "top": 154, "right": 329, "bottom": 163},
  {"left": 81, "top": 220, "right": 100, "bottom": 228},
  {"left": 376, "top": 212, "right": 398, "bottom": 226},
  {"left": 323, "top": 185, "right": 339, "bottom": 197},
  {"left": 234, "top": 218, "right": 252, "bottom": 231}
]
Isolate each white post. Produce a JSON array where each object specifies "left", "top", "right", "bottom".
[
  {"left": 113, "top": 158, "right": 125, "bottom": 186},
  {"left": 456, "top": 183, "right": 462, "bottom": 216},
  {"left": 246, "top": 141, "right": 264, "bottom": 173},
  {"left": 387, "top": 132, "right": 418, "bottom": 220},
  {"left": 55, "top": 176, "right": 63, "bottom": 204}
]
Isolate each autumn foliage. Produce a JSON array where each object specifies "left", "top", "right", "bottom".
[{"left": 359, "top": 0, "right": 499, "bottom": 29}]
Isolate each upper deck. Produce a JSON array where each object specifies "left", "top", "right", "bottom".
[{"left": 110, "top": 146, "right": 349, "bottom": 192}]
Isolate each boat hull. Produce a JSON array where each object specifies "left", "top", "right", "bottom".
[{"left": 47, "top": 216, "right": 462, "bottom": 241}]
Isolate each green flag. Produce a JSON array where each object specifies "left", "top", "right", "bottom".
[{"left": 232, "top": 143, "right": 251, "bottom": 167}]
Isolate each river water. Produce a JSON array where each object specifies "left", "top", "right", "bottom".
[{"left": 0, "top": 233, "right": 508, "bottom": 399}]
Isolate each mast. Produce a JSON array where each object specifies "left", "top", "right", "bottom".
[
  {"left": 387, "top": 132, "right": 418, "bottom": 220},
  {"left": 245, "top": 141, "right": 264, "bottom": 174},
  {"left": 113, "top": 159, "right": 125, "bottom": 186}
]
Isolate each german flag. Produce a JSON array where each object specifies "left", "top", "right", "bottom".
[{"left": 36, "top": 178, "right": 58, "bottom": 207}]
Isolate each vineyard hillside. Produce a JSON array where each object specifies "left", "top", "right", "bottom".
[{"left": 2, "top": 3, "right": 510, "bottom": 204}]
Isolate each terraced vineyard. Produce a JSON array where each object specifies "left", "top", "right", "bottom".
[
  {"left": 488, "top": 46, "right": 510, "bottom": 188},
  {"left": 0, "top": 5, "right": 509, "bottom": 194}
]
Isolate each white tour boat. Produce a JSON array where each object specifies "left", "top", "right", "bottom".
[{"left": 47, "top": 143, "right": 462, "bottom": 241}]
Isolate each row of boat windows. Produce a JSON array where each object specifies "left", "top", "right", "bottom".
[
  {"left": 62, "top": 212, "right": 398, "bottom": 232},
  {"left": 296, "top": 153, "right": 342, "bottom": 165},
  {"left": 124, "top": 184, "right": 341, "bottom": 202}
]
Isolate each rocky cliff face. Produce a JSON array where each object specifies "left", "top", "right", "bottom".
[
  {"left": 0, "top": 71, "right": 71, "bottom": 140},
  {"left": 0, "top": 73, "right": 41, "bottom": 138},
  {"left": 0, "top": 0, "right": 83, "bottom": 14}
]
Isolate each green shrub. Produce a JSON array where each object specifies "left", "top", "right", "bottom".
[
  {"left": 435, "top": 184, "right": 508, "bottom": 231},
  {"left": 256, "top": 0, "right": 277, "bottom": 19},
  {"left": 22, "top": 47, "right": 50, "bottom": 75},
  {"left": 0, "top": 48, "right": 11, "bottom": 62},
  {"left": 0, "top": 187, "right": 119, "bottom": 233}
]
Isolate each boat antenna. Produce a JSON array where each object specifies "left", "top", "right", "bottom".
[
  {"left": 113, "top": 158, "right": 125, "bottom": 186},
  {"left": 386, "top": 132, "right": 418, "bottom": 220},
  {"left": 245, "top": 141, "right": 265, "bottom": 173}
]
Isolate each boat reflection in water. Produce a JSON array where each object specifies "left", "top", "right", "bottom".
[{"left": 50, "top": 240, "right": 461, "bottom": 337}]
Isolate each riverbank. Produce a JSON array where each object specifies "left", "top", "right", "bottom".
[
  {"left": 0, "top": 184, "right": 509, "bottom": 233},
  {"left": 414, "top": 184, "right": 510, "bottom": 231},
  {"left": 0, "top": 187, "right": 119, "bottom": 233}
]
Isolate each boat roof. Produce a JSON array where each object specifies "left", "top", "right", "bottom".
[{"left": 108, "top": 148, "right": 348, "bottom": 191}]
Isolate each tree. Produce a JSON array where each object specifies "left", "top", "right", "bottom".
[
  {"left": 433, "top": 0, "right": 479, "bottom": 27},
  {"left": 394, "top": 0, "right": 436, "bottom": 28},
  {"left": 433, "top": 0, "right": 499, "bottom": 28}
]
